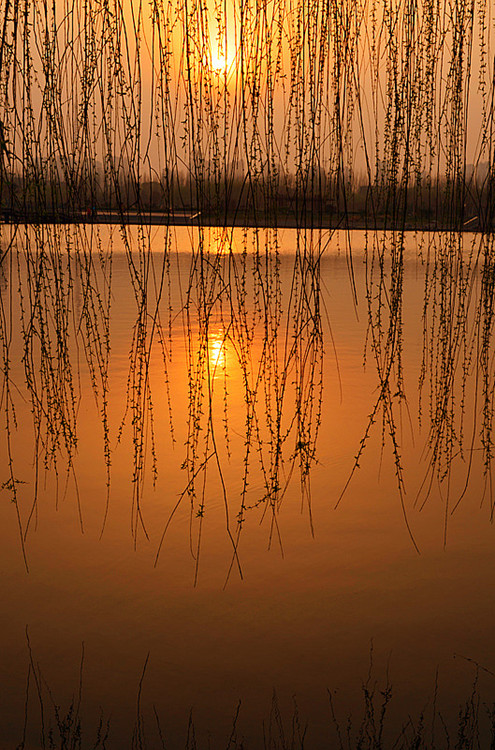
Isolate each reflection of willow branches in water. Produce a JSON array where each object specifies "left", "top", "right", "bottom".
[
  {"left": 0, "top": 227, "right": 29, "bottom": 569},
  {"left": 417, "top": 232, "right": 495, "bottom": 528},
  {"left": 154, "top": 226, "right": 323, "bottom": 583},
  {"left": 0, "top": 221, "right": 323, "bottom": 576},
  {"left": 477, "top": 237, "right": 495, "bottom": 510},
  {"left": 336, "top": 228, "right": 420, "bottom": 551},
  {"left": 345, "top": 227, "right": 495, "bottom": 545},
  {"left": 0, "top": 224, "right": 113, "bottom": 566},
  {"left": 418, "top": 233, "right": 474, "bottom": 515},
  {"left": 116, "top": 223, "right": 167, "bottom": 545}
]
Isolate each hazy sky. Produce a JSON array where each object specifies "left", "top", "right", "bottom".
[{"left": 1, "top": 0, "right": 493, "bottom": 183}]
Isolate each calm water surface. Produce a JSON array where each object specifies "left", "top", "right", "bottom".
[{"left": 1, "top": 225, "right": 494, "bottom": 747}]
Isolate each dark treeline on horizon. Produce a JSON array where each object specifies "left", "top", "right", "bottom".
[{"left": 1, "top": 163, "right": 494, "bottom": 230}]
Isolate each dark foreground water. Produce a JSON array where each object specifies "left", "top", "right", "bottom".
[{"left": 1, "top": 225, "right": 494, "bottom": 748}]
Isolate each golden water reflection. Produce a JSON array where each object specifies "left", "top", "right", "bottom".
[
  {"left": 208, "top": 329, "right": 228, "bottom": 374},
  {"left": 1, "top": 225, "right": 495, "bottom": 747}
]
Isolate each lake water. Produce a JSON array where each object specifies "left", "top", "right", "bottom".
[{"left": 1, "top": 224, "right": 495, "bottom": 748}]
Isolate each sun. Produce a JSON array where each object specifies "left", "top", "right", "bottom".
[
  {"left": 210, "top": 50, "right": 234, "bottom": 74},
  {"left": 211, "top": 53, "right": 227, "bottom": 72}
]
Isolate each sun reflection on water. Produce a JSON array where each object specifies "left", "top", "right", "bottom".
[{"left": 208, "top": 331, "right": 227, "bottom": 374}]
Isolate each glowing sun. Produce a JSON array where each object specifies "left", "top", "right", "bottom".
[{"left": 210, "top": 51, "right": 233, "bottom": 74}]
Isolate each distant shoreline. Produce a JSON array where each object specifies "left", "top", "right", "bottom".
[{"left": 0, "top": 209, "right": 486, "bottom": 232}]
